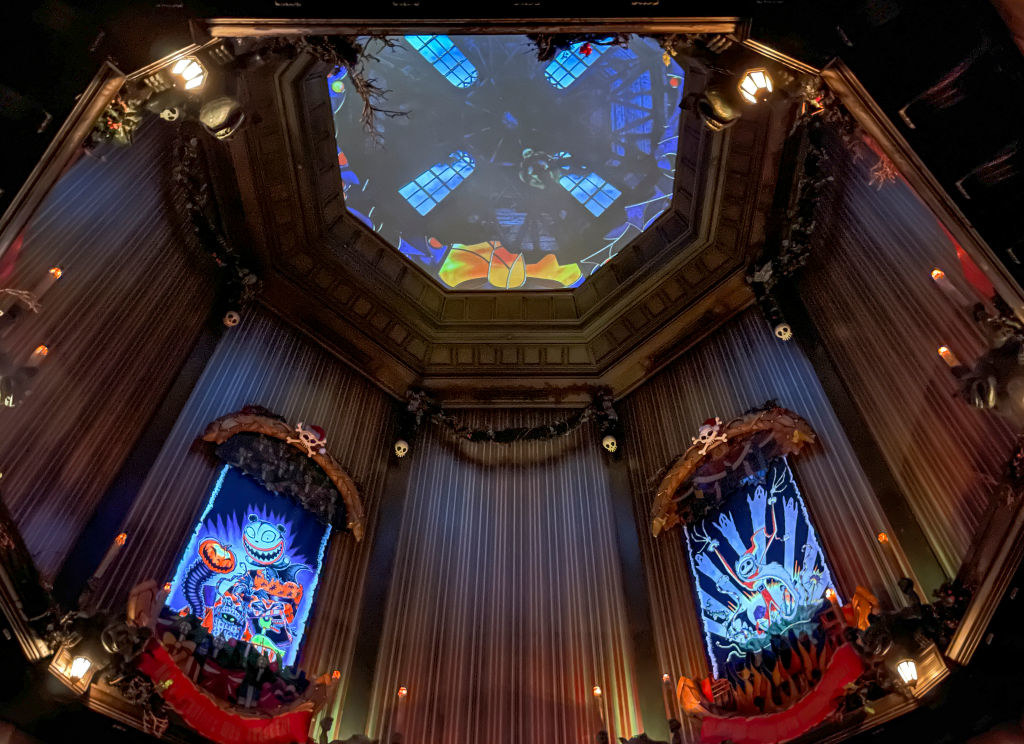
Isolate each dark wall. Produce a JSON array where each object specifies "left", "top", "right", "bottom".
[
  {"left": 799, "top": 134, "right": 1017, "bottom": 578},
  {"left": 87, "top": 307, "right": 394, "bottom": 730},
  {"left": 366, "top": 412, "right": 644, "bottom": 743},
  {"left": 0, "top": 122, "right": 215, "bottom": 579},
  {"left": 620, "top": 308, "right": 910, "bottom": 741}
]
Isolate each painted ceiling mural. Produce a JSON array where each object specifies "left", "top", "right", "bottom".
[{"left": 328, "top": 35, "right": 685, "bottom": 290}]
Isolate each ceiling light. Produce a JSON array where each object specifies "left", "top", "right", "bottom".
[{"left": 738, "top": 68, "right": 773, "bottom": 104}]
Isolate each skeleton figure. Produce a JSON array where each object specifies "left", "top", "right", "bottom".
[
  {"left": 691, "top": 417, "right": 728, "bottom": 456},
  {"left": 287, "top": 422, "right": 327, "bottom": 457}
]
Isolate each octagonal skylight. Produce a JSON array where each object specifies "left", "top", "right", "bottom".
[{"left": 328, "top": 35, "right": 684, "bottom": 290}]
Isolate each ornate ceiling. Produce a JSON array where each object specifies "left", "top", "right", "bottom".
[{"left": 224, "top": 38, "right": 796, "bottom": 404}]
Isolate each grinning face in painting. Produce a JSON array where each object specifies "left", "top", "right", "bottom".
[{"left": 243, "top": 515, "right": 286, "bottom": 566}]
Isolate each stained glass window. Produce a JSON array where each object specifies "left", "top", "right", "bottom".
[
  {"left": 165, "top": 465, "right": 331, "bottom": 666},
  {"left": 684, "top": 457, "right": 840, "bottom": 677},
  {"left": 398, "top": 151, "right": 476, "bottom": 216},
  {"left": 405, "top": 35, "right": 478, "bottom": 88},
  {"left": 544, "top": 42, "right": 609, "bottom": 89},
  {"left": 559, "top": 171, "right": 622, "bottom": 217}
]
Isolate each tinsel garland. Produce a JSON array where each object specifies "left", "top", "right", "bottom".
[{"left": 398, "top": 389, "right": 620, "bottom": 445}]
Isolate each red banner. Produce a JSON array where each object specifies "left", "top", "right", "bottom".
[
  {"left": 136, "top": 639, "right": 313, "bottom": 744},
  {"left": 700, "top": 644, "right": 864, "bottom": 744}
]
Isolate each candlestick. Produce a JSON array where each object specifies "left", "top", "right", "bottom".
[
  {"left": 937, "top": 346, "right": 960, "bottom": 368},
  {"left": 661, "top": 673, "right": 675, "bottom": 721}
]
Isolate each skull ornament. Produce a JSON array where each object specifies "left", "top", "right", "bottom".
[
  {"left": 774, "top": 322, "right": 793, "bottom": 341},
  {"left": 394, "top": 439, "right": 409, "bottom": 458},
  {"left": 691, "top": 417, "right": 728, "bottom": 456},
  {"left": 286, "top": 422, "right": 327, "bottom": 457},
  {"left": 223, "top": 310, "right": 241, "bottom": 327},
  {"left": 159, "top": 107, "right": 181, "bottom": 122},
  {"left": 602, "top": 434, "right": 618, "bottom": 453}
]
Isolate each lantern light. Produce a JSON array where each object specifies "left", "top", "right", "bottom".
[
  {"left": 49, "top": 267, "right": 63, "bottom": 279},
  {"left": 332, "top": 670, "right": 341, "bottom": 681},
  {"left": 171, "top": 57, "right": 206, "bottom": 91},
  {"left": 938, "top": 346, "right": 960, "bottom": 368},
  {"left": 895, "top": 658, "right": 918, "bottom": 687},
  {"left": 661, "top": 673, "right": 671, "bottom": 683},
  {"left": 738, "top": 68, "right": 773, "bottom": 104},
  {"left": 930, "top": 269, "right": 945, "bottom": 281},
  {"left": 592, "top": 685, "right": 602, "bottom": 698},
  {"left": 69, "top": 656, "right": 92, "bottom": 681},
  {"left": 877, "top": 532, "right": 889, "bottom": 544},
  {"left": 397, "top": 685, "right": 409, "bottom": 698}
]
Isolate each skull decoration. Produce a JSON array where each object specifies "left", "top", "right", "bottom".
[
  {"left": 223, "top": 310, "right": 241, "bottom": 327},
  {"left": 286, "top": 422, "right": 327, "bottom": 457},
  {"left": 159, "top": 107, "right": 181, "bottom": 122},
  {"left": 602, "top": 434, "right": 618, "bottom": 453},
  {"left": 691, "top": 417, "right": 728, "bottom": 456},
  {"left": 394, "top": 439, "right": 409, "bottom": 458},
  {"left": 774, "top": 323, "right": 793, "bottom": 341}
]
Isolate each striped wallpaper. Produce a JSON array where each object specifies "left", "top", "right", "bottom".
[
  {"left": 366, "top": 413, "right": 643, "bottom": 744},
  {"left": 88, "top": 308, "right": 394, "bottom": 732},
  {"left": 0, "top": 122, "right": 215, "bottom": 579},
  {"left": 799, "top": 135, "right": 1017, "bottom": 577},
  {"left": 620, "top": 308, "right": 915, "bottom": 742}
]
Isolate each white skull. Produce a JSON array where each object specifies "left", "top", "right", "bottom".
[
  {"left": 394, "top": 439, "right": 409, "bottom": 458},
  {"left": 774, "top": 322, "right": 793, "bottom": 341},
  {"left": 692, "top": 417, "right": 727, "bottom": 456},
  {"left": 223, "top": 311, "right": 241, "bottom": 327},
  {"left": 602, "top": 434, "right": 618, "bottom": 453},
  {"left": 159, "top": 107, "right": 181, "bottom": 122}
]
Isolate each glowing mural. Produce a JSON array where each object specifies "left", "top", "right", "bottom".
[
  {"left": 684, "top": 457, "right": 839, "bottom": 677},
  {"left": 328, "top": 35, "right": 684, "bottom": 289},
  {"left": 166, "top": 465, "right": 331, "bottom": 666}
]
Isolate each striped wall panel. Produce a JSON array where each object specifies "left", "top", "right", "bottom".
[
  {"left": 620, "top": 309, "right": 913, "bottom": 741},
  {"left": 367, "top": 413, "right": 642, "bottom": 744},
  {"left": 799, "top": 137, "right": 1016, "bottom": 577},
  {"left": 0, "top": 123, "right": 215, "bottom": 579},
  {"left": 89, "top": 308, "right": 394, "bottom": 732}
]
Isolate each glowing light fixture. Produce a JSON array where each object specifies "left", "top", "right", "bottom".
[
  {"left": 397, "top": 685, "right": 409, "bottom": 698},
  {"left": 69, "top": 656, "right": 92, "bottom": 681},
  {"left": 171, "top": 56, "right": 206, "bottom": 91},
  {"left": 937, "top": 346, "right": 960, "bottom": 368},
  {"left": 592, "top": 685, "right": 602, "bottom": 697},
  {"left": 930, "top": 268, "right": 945, "bottom": 281},
  {"left": 114, "top": 532, "right": 127, "bottom": 546},
  {"left": 877, "top": 531, "right": 889, "bottom": 544},
  {"left": 895, "top": 658, "right": 918, "bottom": 687},
  {"left": 738, "top": 68, "right": 773, "bottom": 104},
  {"left": 49, "top": 267, "right": 63, "bottom": 279},
  {"left": 661, "top": 673, "right": 671, "bottom": 683}
]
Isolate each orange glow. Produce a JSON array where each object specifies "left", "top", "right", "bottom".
[
  {"left": 49, "top": 267, "right": 63, "bottom": 279},
  {"left": 397, "top": 686, "right": 408, "bottom": 698},
  {"left": 163, "top": 582, "right": 171, "bottom": 592},
  {"left": 661, "top": 673, "right": 671, "bottom": 683},
  {"left": 114, "top": 532, "right": 127, "bottom": 546},
  {"left": 877, "top": 532, "right": 889, "bottom": 544},
  {"left": 33, "top": 345, "right": 49, "bottom": 357},
  {"left": 825, "top": 588, "right": 836, "bottom": 601},
  {"left": 331, "top": 670, "right": 341, "bottom": 681},
  {"left": 592, "top": 685, "right": 602, "bottom": 698},
  {"left": 937, "top": 346, "right": 960, "bottom": 367},
  {"left": 930, "top": 268, "right": 945, "bottom": 281}
]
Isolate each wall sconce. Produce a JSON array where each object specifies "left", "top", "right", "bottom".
[
  {"left": 738, "top": 69, "right": 774, "bottom": 104},
  {"left": 171, "top": 56, "right": 207, "bottom": 91},
  {"left": 895, "top": 658, "right": 918, "bottom": 687},
  {"left": 69, "top": 656, "right": 93, "bottom": 681}
]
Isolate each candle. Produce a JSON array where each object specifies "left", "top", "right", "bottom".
[
  {"left": 93, "top": 532, "right": 126, "bottom": 580},
  {"left": 394, "top": 685, "right": 408, "bottom": 742},
  {"left": 937, "top": 346, "right": 960, "bottom": 368},
  {"left": 661, "top": 673, "right": 675, "bottom": 721},
  {"left": 592, "top": 685, "right": 607, "bottom": 740},
  {"left": 930, "top": 268, "right": 971, "bottom": 308},
  {"left": 27, "top": 345, "right": 49, "bottom": 368}
]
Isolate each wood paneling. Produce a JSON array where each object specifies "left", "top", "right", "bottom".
[
  {"left": 367, "top": 413, "right": 642, "bottom": 744},
  {"left": 799, "top": 137, "right": 1016, "bottom": 577},
  {"left": 88, "top": 308, "right": 394, "bottom": 731},
  {"left": 621, "top": 309, "right": 913, "bottom": 741},
  {"left": 0, "top": 123, "right": 214, "bottom": 579}
]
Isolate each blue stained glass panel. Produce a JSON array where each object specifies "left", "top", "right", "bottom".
[
  {"left": 544, "top": 42, "right": 609, "bottom": 89},
  {"left": 405, "top": 35, "right": 479, "bottom": 88},
  {"left": 559, "top": 172, "right": 622, "bottom": 217},
  {"left": 684, "top": 457, "right": 840, "bottom": 677}
]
